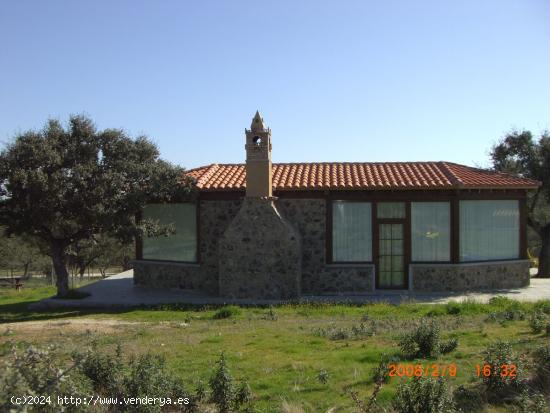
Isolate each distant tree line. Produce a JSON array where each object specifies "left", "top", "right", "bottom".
[{"left": 0, "top": 226, "right": 134, "bottom": 280}]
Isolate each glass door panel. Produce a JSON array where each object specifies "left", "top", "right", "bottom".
[{"left": 378, "top": 223, "right": 405, "bottom": 288}]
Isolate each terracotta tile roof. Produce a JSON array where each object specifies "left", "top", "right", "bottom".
[{"left": 185, "top": 162, "right": 540, "bottom": 192}]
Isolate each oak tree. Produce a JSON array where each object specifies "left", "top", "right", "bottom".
[
  {"left": 491, "top": 130, "right": 550, "bottom": 277},
  {"left": 0, "top": 115, "right": 192, "bottom": 296}
]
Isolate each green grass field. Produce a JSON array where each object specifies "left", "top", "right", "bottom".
[{"left": 1, "top": 285, "right": 550, "bottom": 412}]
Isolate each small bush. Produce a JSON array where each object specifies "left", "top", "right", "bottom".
[
  {"left": 516, "top": 389, "right": 547, "bottom": 413},
  {"left": 234, "top": 381, "right": 252, "bottom": 408},
  {"left": 1, "top": 343, "right": 198, "bottom": 413},
  {"left": 125, "top": 353, "right": 195, "bottom": 412},
  {"left": 77, "top": 344, "right": 197, "bottom": 413},
  {"left": 371, "top": 355, "right": 399, "bottom": 385},
  {"left": 445, "top": 301, "right": 462, "bottom": 315},
  {"left": 263, "top": 306, "right": 278, "bottom": 321},
  {"left": 487, "top": 297, "right": 527, "bottom": 322},
  {"left": 392, "top": 377, "right": 456, "bottom": 413},
  {"left": 195, "top": 380, "right": 207, "bottom": 402},
  {"left": 312, "top": 322, "right": 375, "bottom": 341},
  {"left": 208, "top": 353, "right": 253, "bottom": 413},
  {"left": 486, "top": 309, "right": 526, "bottom": 323},
  {"left": 317, "top": 369, "right": 329, "bottom": 384},
  {"left": 481, "top": 341, "right": 526, "bottom": 401},
  {"left": 529, "top": 311, "right": 547, "bottom": 334},
  {"left": 209, "top": 353, "right": 234, "bottom": 413},
  {"left": 213, "top": 305, "right": 242, "bottom": 320},
  {"left": 534, "top": 300, "right": 550, "bottom": 315},
  {"left": 0, "top": 345, "right": 90, "bottom": 412},
  {"left": 398, "top": 318, "right": 458, "bottom": 359},
  {"left": 80, "top": 343, "right": 123, "bottom": 394},
  {"left": 532, "top": 345, "right": 550, "bottom": 391},
  {"left": 439, "top": 337, "right": 458, "bottom": 355}
]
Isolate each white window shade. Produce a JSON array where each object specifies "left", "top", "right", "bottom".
[
  {"left": 142, "top": 203, "right": 197, "bottom": 262},
  {"left": 332, "top": 201, "right": 372, "bottom": 262},
  {"left": 459, "top": 200, "right": 519, "bottom": 262},
  {"left": 412, "top": 202, "right": 450, "bottom": 262}
]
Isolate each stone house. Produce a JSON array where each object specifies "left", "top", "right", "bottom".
[{"left": 134, "top": 112, "right": 539, "bottom": 299}]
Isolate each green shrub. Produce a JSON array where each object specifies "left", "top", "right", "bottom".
[
  {"left": 1, "top": 343, "right": 199, "bottom": 413},
  {"left": 516, "top": 389, "right": 547, "bottom": 413},
  {"left": 439, "top": 337, "right": 458, "bottom": 355},
  {"left": 317, "top": 369, "right": 329, "bottom": 384},
  {"left": 209, "top": 353, "right": 234, "bottom": 413},
  {"left": 486, "top": 309, "right": 526, "bottom": 323},
  {"left": 0, "top": 344, "right": 90, "bottom": 412},
  {"left": 80, "top": 343, "right": 123, "bottom": 394},
  {"left": 77, "top": 345, "right": 197, "bottom": 413},
  {"left": 481, "top": 341, "right": 526, "bottom": 400},
  {"left": 398, "top": 318, "right": 458, "bottom": 359},
  {"left": 371, "top": 355, "right": 399, "bottom": 385},
  {"left": 533, "top": 300, "right": 550, "bottom": 315},
  {"left": 487, "top": 297, "right": 526, "bottom": 321},
  {"left": 445, "top": 301, "right": 462, "bottom": 315},
  {"left": 392, "top": 377, "right": 456, "bottom": 413},
  {"left": 234, "top": 381, "right": 252, "bottom": 407},
  {"left": 213, "top": 305, "right": 242, "bottom": 320},
  {"left": 208, "top": 353, "right": 253, "bottom": 413},
  {"left": 529, "top": 311, "right": 547, "bottom": 334},
  {"left": 488, "top": 296, "right": 525, "bottom": 308},
  {"left": 532, "top": 345, "right": 550, "bottom": 391},
  {"left": 263, "top": 306, "right": 278, "bottom": 321},
  {"left": 195, "top": 380, "right": 207, "bottom": 402},
  {"left": 124, "top": 354, "right": 195, "bottom": 412},
  {"left": 312, "top": 322, "right": 375, "bottom": 341}
]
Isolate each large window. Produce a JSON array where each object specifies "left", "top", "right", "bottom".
[
  {"left": 411, "top": 202, "right": 450, "bottom": 262},
  {"left": 459, "top": 200, "right": 519, "bottom": 262},
  {"left": 332, "top": 201, "right": 372, "bottom": 262},
  {"left": 142, "top": 203, "right": 197, "bottom": 262}
]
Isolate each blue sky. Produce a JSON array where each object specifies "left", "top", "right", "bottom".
[{"left": 1, "top": 1, "right": 549, "bottom": 169}]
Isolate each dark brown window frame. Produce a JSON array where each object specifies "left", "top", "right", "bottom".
[
  {"left": 457, "top": 198, "right": 524, "bottom": 264},
  {"left": 135, "top": 201, "right": 201, "bottom": 264},
  {"left": 325, "top": 190, "right": 528, "bottom": 268},
  {"left": 327, "top": 199, "right": 374, "bottom": 265},
  {"left": 137, "top": 188, "right": 527, "bottom": 268}
]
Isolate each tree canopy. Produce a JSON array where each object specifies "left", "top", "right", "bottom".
[
  {"left": 0, "top": 115, "right": 193, "bottom": 296},
  {"left": 491, "top": 130, "right": 550, "bottom": 277}
]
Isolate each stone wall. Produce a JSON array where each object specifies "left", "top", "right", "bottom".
[
  {"left": 276, "top": 199, "right": 375, "bottom": 294},
  {"left": 410, "top": 260, "right": 531, "bottom": 292},
  {"left": 134, "top": 198, "right": 375, "bottom": 295},
  {"left": 136, "top": 199, "right": 530, "bottom": 296},
  {"left": 218, "top": 197, "right": 301, "bottom": 299},
  {"left": 133, "top": 260, "right": 201, "bottom": 290},
  {"left": 134, "top": 200, "right": 241, "bottom": 294}
]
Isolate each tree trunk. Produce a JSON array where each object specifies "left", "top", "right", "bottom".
[
  {"left": 51, "top": 242, "right": 70, "bottom": 297},
  {"left": 23, "top": 262, "right": 30, "bottom": 278},
  {"left": 538, "top": 224, "right": 550, "bottom": 278},
  {"left": 122, "top": 256, "right": 131, "bottom": 271}
]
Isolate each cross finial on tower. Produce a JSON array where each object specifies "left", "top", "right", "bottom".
[{"left": 250, "top": 110, "right": 266, "bottom": 132}]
